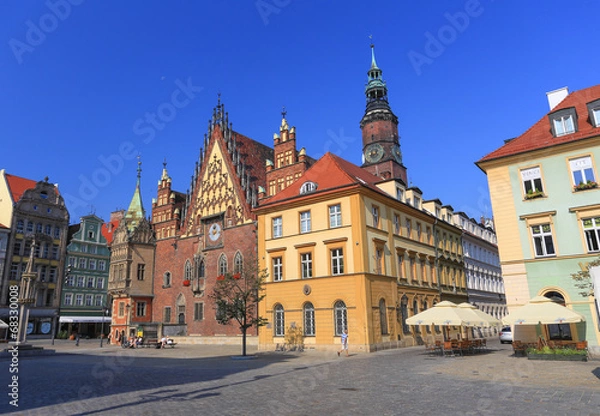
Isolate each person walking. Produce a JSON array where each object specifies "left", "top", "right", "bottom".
[{"left": 337, "top": 329, "right": 349, "bottom": 357}]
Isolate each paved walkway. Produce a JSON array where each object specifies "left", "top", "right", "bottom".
[{"left": 1, "top": 338, "right": 599, "bottom": 415}]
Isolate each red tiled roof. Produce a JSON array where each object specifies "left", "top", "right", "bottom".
[
  {"left": 0, "top": 223, "right": 9, "bottom": 229},
  {"left": 101, "top": 219, "right": 120, "bottom": 244},
  {"left": 5, "top": 173, "right": 36, "bottom": 203},
  {"left": 258, "top": 152, "right": 386, "bottom": 208},
  {"left": 478, "top": 85, "right": 600, "bottom": 165}
]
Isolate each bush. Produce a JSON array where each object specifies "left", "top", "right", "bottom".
[{"left": 57, "top": 330, "right": 68, "bottom": 339}]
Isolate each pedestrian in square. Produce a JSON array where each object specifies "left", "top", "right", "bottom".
[{"left": 337, "top": 329, "right": 348, "bottom": 357}]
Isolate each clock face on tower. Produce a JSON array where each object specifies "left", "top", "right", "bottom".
[
  {"left": 392, "top": 144, "right": 403, "bottom": 164},
  {"left": 208, "top": 223, "right": 222, "bottom": 242},
  {"left": 364, "top": 143, "right": 384, "bottom": 163}
]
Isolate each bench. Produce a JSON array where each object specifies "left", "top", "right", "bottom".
[
  {"left": 162, "top": 341, "right": 177, "bottom": 349},
  {"left": 141, "top": 338, "right": 160, "bottom": 348}
]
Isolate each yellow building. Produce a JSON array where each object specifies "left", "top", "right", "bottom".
[{"left": 255, "top": 153, "right": 465, "bottom": 352}]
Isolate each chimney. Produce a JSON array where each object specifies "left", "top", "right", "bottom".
[{"left": 546, "top": 87, "right": 569, "bottom": 110}]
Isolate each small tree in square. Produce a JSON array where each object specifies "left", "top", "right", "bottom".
[
  {"left": 210, "top": 258, "right": 268, "bottom": 356},
  {"left": 570, "top": 257, "right": 600, "bottom": 297}
]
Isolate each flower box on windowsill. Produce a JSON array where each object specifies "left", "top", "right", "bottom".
[
  {"left": 182, "top": 279, "right": 191, "bottom": 287},
  {"left": 573, "top": 181, "right": 598, "bottom": 192},
  {"left": 216, "top": 275, "right": 225, "bottom": 281},
  {"left": 524, "top": 190, "right": 544, "bottom": 200}
]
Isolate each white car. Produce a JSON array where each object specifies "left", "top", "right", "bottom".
[{"left": 499, "top": 326, "right": 513, "bottom": 344}]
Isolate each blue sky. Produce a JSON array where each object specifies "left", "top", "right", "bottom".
[{"left": 2, "top": 0, "right": 600, "bottom": 224}]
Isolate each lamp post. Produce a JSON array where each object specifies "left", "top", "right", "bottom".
[
  {"left": 15, "top": 238, "right": 38, "bottom": 346},
  {"left": 99, "top": 305, "right": 109, "bottom": 348}
]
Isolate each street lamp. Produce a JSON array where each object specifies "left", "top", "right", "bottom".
[{"left": 99, "top": 304, "right": 109, "bottom": 348}]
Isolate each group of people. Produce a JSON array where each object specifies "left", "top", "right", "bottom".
[{"left": 160, "top": 336, "right": 173, "bottom": 348}]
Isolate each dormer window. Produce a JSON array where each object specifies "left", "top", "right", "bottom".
[
  {"left": 549, "top": 107, "right": 577, "bottom": 137},
  {"left": 586, "top": 99, "right": 600, "bottom": 127},
  {"left": 299, "top": 181, "right": 317, "bottom": 195}
]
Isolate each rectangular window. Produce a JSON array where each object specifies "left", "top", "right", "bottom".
[
  {"left": 64, "top": 293, "right": 73, "bottom": 306},
  {"left": 87, "top": 277, "right": 94, "bottom": 288},
  {"left": 96, "top": 278, "right": 104, "bottom": 289},
  {"left": 520, "top": 167, "right": 544, "bottom": 195},
  {"left": 396, "top": 188, "right": 403, "bottom": 201},
  {"left": 375, "top": 247, "right": 383, "bottom": 274},
  {"left": 98, "top": 260, "right": 106, "bottom": 271},
  {"left": 397, "top": 253, "right": 404, "bottom": 279},
  {"left": 272, "top": 257, "right": 283, "bottom": 282},
  {"left": 52, "top": 245, "right": 59, "bottom": 260},
  {"left": 75, "top": 294, "right": 83, "bottom": 306},
  {"left": 329, "top": 204, "right": 342, "bottom": 228},
  {"left": 85, "top": 294, "right": 93, "bottom": 306},
  {"left": 78, "top": 258, "right": 87, "bottom": 269},
  {"left": 68, "top": 257, "right": 76, "bottom": 267},
  {"left": 95, "top": 295, "right": 103, "bottom": 307},
  {"left": 66, "top": 275, "right": 74, "bottom": 287},
  {"left": 593, "top": 108, "right": 600, "bottom": 127},
  {"left": 272, "top": 217, "right": 282, "bottom": 238},
  {"left": 416, "top": 223, "right": 422, "bottom": 241},
  {"left": 136, "top": 302, "right": 146, "bottom": 317},
  {"left": 119, "top": 303, "right": 125, "bottom": 317},
  {"left": 164, "top": 307, "right": 171, "bottom": 323},
  {"left": 54, "top": 227, "right": 61, "bottom": 238},
  {"left": 553, "top": 115, "right": 574, "bottom": 136},
  {"left": 77, "top": 276, "right": 85, "bottom": 287},
  {"left": 42, "top": 244, "right": 49, "bottom": 259},
  {"left": 89, "top": 245, "right": 97, "bottom": 254},
  {"left": 13, "top": 241, "right": 21, "bottom": 256},
  {"left": 372, "top": 206, "right": 379, "bottom": 228},
  {"left": 531, "top": 224, "right": 556, "bottom": 257},
  {"left": 88, "top": 259, "right": 97, "bottom": 270},
  {"left": 394, "top": 214, "right": 400, "bottom": 234},
  {"left": 583, "top": 217, "right": 600, "bottom": 252},
  {"left": 301, "top": 253, "right": 313, "bottom": 279},
  {"left": 26, "top": 221, "right": 33, "bottom": 233},
  {"left": 569, "top": 156, "right": 596, "bottom": 187},
  {"left": 331, "top": 248, "right": 344, "bottom": 275},
  {"left": 300, "top": 211, "right": 311, "bottom": 233},
  {"left": 137, "top": 264, "right": 145, "bottom": 280},
  {"left": 80, "top": 244, "right": 88, "bottom": 253},
  {"left": 16, "top": 220, "right": 24, "bottom": 233},
  {"left": 10, "top": 263, "right": 19, "bottom": 279},
  {"left": 413, "top": 196, "right": 421, "bottom": 209},
  {"left": 49, "top": 267, "right": 56, "bottom": 283},
  {"left": 194, "top": 302, "right": 204, "bottom": 321},
  {"left": 405, "top": 219, "right": 412, "bottom": 238}
]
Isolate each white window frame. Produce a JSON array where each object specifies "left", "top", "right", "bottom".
[
  {"left": 272, "top": 257, "right": 283, "bottom": 282},
  {"left": 553, "top": 114, "right": 575, "bottom": 136},
  {"left": 304, "top": 303, "right": 315, "bottom": 336},
  {"left": 569, "top": 156, "right": 596, "bottom": 187},
  {"left": 531, "top": 224, "right": 556, "bottom": 257},
  {"left": 520, "top": 167, "right": 544, "bottom": 195},
  {"left": 272, "top": 217, "right": 282, "bottom": 238},
  {"left": 274, "top": 304, "right": 285, "bottom": 336},
  {"left": 300, "top": 211, "right": 311, "bottom": 234},
  {"left": 329, "top": 204, "right": 342, "bottom": 228},
  {"left": 583, "top": 217, "right": 600, "bottom": 253},
  {"left": 64, "top": 293, "right": 73, "bottom": 306},
  {"left": 301, "top": 252, "right": 312, "bottom": 279},
  {"left": 75, "top": 294, "right": 83, "bottom": 306},
  {"left": 372, "top": 206, "right": 379, "bottom": 228},
  {"left": 331, "top": 248, "right": 344, "bottom": 275}
]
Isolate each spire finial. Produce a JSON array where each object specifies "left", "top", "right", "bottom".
[
  {"left": 137, "top": 155, "right": 142, "bottom": 178},
  {"left": 281, "top": 106, "right": 287, "bottom": 120},
  {"left": 369, "top": 36, "right": 378, "bottom": 69},
  {"left": 163, "top": 158, "right": 167, "bottom": 170},
  {"left": 217, "top": 91, "right": 221, "bottom": 107}
]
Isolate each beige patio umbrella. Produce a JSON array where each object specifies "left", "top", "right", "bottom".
[
  {"left": 502, "top": 296, "right": 586, "bottom": 325},
  {"left": 405, "top": 301, "right": 467, "bottom": 326},
  {"left": 457, "top": 303, "right": 502, "bottom": 327}
]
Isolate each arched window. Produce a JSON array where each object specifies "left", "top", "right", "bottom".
[
  {"left": 198, "top": 260, "right": 205, "bottom": 278},
  {"left": 234, "top": 252, "right": 243, "bottom": 274},
  {"left": 423, "top": 300, "right": 431, "bottom": 333},
  {"left": 176, "top": 294, "right": 185, "bottom": 325},
  {"left": 184, "top": 260, "right": 192, "bottom": 280},
  {"left": 412, "top": 299, "right": 420, "bottom": 333},
  {"left": 219, "top": 254, "right": 228, "bottom": 276},
  {"left": 304, "top": 303, "right": 315, "bottom": 336},
  {"left": 401, "top": 295, "right": 409, "bottom": 334},
  {"left": 274, "top": 304, "right": 285, "bottom": 336},
  {"left": 163, "top": 272, "right": 171, "bottom": 287},
  {"left": 379, "top": 299, "right": 388, "bottom": 335},
  {"left": 334, "top": 301, "right": 347, "bottom": 336}
]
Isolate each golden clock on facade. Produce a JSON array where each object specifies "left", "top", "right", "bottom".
[{"left": 364, "top": 143, "right": 384, "bottom": 163}]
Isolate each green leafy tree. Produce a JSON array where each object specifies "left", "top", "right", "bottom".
[
  {"left": 570, "top": 257, "right": 600, "bottom": 297},
  {"left": 210, "top": 259, "right": 268, "bottom": 356}
]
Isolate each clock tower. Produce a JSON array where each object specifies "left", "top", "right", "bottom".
[{"left": 360, "top": 44, "right": 407, "bottom": 184}]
